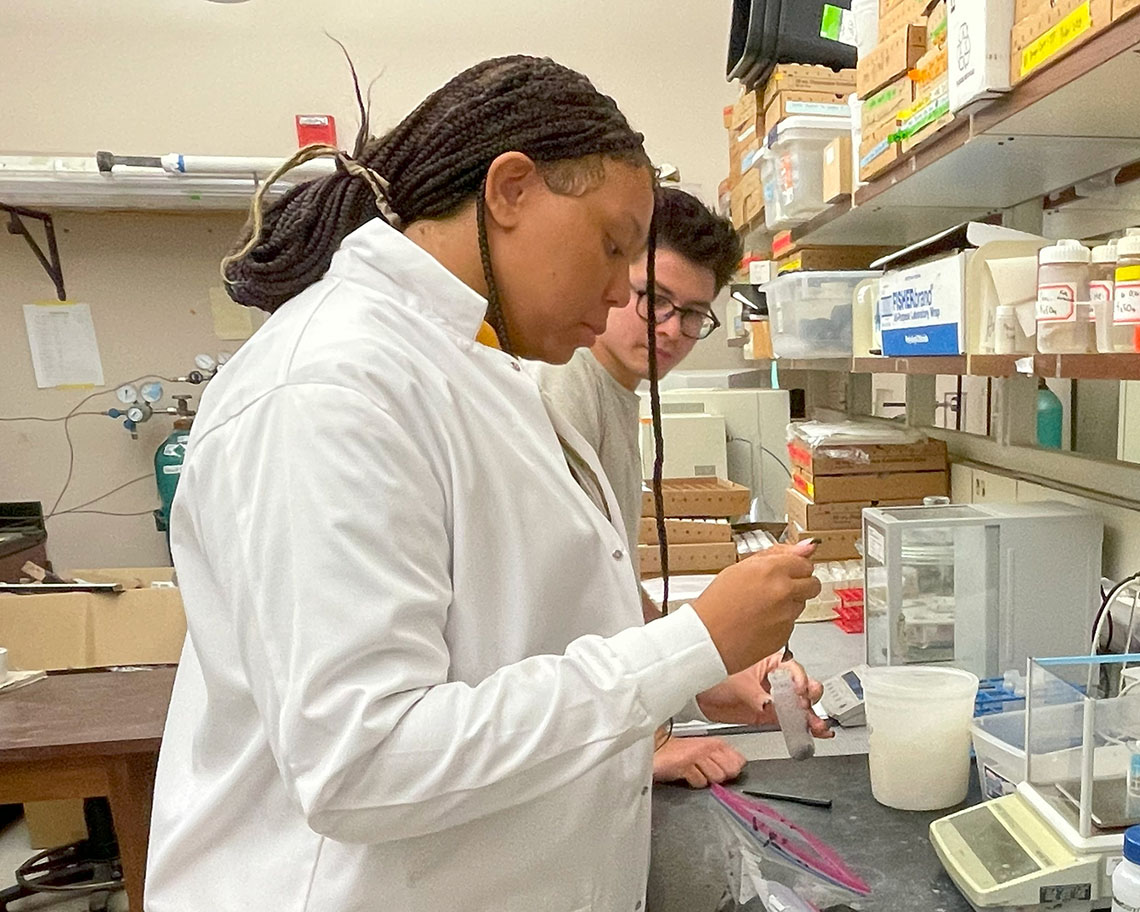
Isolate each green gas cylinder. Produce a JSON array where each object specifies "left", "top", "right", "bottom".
[{"left": 154, "top": 398, "right": 194, "bottom": 538}]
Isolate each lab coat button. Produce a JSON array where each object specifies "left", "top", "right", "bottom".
[
  {"left": 612, "top": 549, "right": 624, "bottom": 560},
  {"left": 635, "top": 902, "right": 643, "bottom": 910},
  {"left": 640, "top": 786, "right": 649, "bottom": 796}
]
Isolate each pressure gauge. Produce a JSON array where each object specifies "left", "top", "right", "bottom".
[
  {"left": 140, "top": 382, "right": 164, "bottom": 403},
  {"left": 116, "top": 385, "right": 138, "bottom": 405},
  {"left": 195, "top": 354, "right": 217, "bottom": 372},
  {"left": 127, "top": 405, "right": 146, "bottom": 423}
]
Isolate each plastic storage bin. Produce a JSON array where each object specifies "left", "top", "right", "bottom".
[
  {"left": 761, "top": 115, "right": 852, "bottom": 230},
  {"left": 727, "top": 0, "right": 856, "bottom": 87},
  {"left": 762, "top": 269, "right": 878, "bottom": 358},
  {"left": 972, "top": 708, "right": 1026, "bottom": 800}
]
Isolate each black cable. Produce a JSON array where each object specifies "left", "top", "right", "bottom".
[
  {"left": 760, "top": 444, "right": 793, "bottom": 480},
  {"left": 0, "top": 411, "right": 106, "bottom": 422},
  {"left": 646, "top": 205, "right": 667, "bottom": 615},
  {"left": 1092, "top": 572, "right": 1140, "bottom": 653}
]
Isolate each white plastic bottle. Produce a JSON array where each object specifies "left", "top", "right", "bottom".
[
  {"left": 1112, "top": 825, "right": 1140, "bottom": 911},
  {"left": 1037, "top": 239, "right": 1094, "bottom": 354}
]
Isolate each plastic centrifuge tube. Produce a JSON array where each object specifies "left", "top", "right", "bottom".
[{"left": 769, "top": 668, "right": 815, "bottom": 761}]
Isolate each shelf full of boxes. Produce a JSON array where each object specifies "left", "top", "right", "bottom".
[{"left": 724, "top": 0, "right": 1140, "bottom": 376}]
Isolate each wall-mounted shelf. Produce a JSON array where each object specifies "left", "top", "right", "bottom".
[
  {"left": 741, "top": 8, "right": 1140, "bottom": 247},
  {"left": 780, "top": 353, "right": 1140, "bottom": 381}
]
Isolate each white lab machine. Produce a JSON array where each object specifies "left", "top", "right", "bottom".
[
  {"left": 639, "top": 388, "right": 791, "bottom": 521},
  {"left": 639, "top": 413, "right": 728, "bottom": 481},
  {"left": 932, "top": 655, "right": 1140, "bottom": 912},
  {"left": 863, "top": 502, "right": 1103, "bottom": 678}
]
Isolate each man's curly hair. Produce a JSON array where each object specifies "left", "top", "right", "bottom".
[{"left": 654, "top": 187, "right": 743, "bottom": 293}]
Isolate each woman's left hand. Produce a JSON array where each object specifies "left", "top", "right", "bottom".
[{"left": 695, "top": 655, "right": 833, "bottom": 739}]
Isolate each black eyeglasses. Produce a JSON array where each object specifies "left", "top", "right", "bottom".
[{"left": 634, "top": 291, "right": 720, "bottom": 340}]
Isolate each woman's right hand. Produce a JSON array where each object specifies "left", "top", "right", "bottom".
[{"left": 692, "top": 543, "right": 821, "bottom": 675}]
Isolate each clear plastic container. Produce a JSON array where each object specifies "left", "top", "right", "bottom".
[
  {"left": 762, "top": 269, "right": 879, "bottom": 358},
  {"left": 1092, "top": 243, "right": 1117, "bottom": 353},
  {"left": 1036, "top": 239, "right": 1094, "bottom": 354},
  {"left": 862, "top": 666, "right": 980, "bottom": 811},
  {"left": 1114, "top": 235, "right": 1140, "bottom": 353},
  {"left": 761, "top": 114, "right": 852, "bottom": 230}
]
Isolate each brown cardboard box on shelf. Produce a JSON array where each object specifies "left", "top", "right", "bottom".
[
  {"left": 639, "top": 542, "right": 738, "bottom": 577},
  {"left": 927, "top": 0, "right": 949, "bottom": 45},
  {"left": 879, "top": 0, "right": 935, "bottom": 39},
  {"left": 857, "top": 24, "right": 928, "bottom": 98},
  {"left": 638, "top": 517, "right": 733, "bottom": 545},
  {"left": 723, "top": 104, "right": 735, "bottom": 130},
  {"left": 1011, "top": 0, "right": 1112, "bottom": 83},
  {"left": 0, "top": 567, "right": 184, "bottom": 672},
  {"left": 901, "top": 109, "right": 954, "bottom": 152},
  {"left": 731, "top": 90, "right": 761, "bottom": 131},
  {"left": 793, "top": 469, "right": 948, "bottom": 504},
  {"left": 859, "top": 117, "right": 901, "bottom": 181},
  {"left": 785, "top": 487, "right": 923, "bottom": 531},
  {"left": 880, "top": 0, "right": 918, "bottom": 18},
  {"left": 788, "top": 436, "right": 947, "bottom": 476},
  {"left": 822, "top": 135, "right": 853, "bottom": 204},
  {"left": 1115, "top": 0, "right": 1140, "bottom": 18},
  {"left": 750, "top": 321, "right": 774, "bottom": 360},
  {"left": 776, "top": 245, "right": 896, "bottom": 274},
  {"left": 641, "top": 478, "right": 752, "bottom": 518},
  {"left": 763, "top": 91, "right": 851, "bottom": 136},
  {"left": 761, "top": 64, "right": 856, "bottom": 112},
  {"left": 787, "top": 524, "right": 863, "bottom": 562},
  {"left": 862, "top": 75, "right": 913, "bottom": 133},
  {"left": 730, "top": 167, "right": 764, "bottom": 231}
]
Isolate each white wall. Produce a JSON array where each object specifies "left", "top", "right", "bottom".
[
  {"left": 3, "top": 0, "right": 739, "bottom": 198},
  {"left": 0, "top": 0, "right": 742, "bottom": 570}
]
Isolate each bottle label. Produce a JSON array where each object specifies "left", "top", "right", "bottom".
[
  {"left": 1091, "top": 281, "right": 1114, "bottom": 304},
  {"left": 1037, "top": 283, "right": 1077, "bottom": 322},
  {"left": 1115, "top": 280, "right": 1140, "bottom": 325}
]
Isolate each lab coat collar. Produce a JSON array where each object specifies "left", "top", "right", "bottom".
[{"left": 328, "top": 217, "right": 490, "bottom": 344}]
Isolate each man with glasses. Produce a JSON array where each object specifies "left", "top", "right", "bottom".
[{"left": 538, "top": 189, "right": 827, "bottom": 788}]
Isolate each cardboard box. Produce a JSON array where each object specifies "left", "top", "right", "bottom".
[
  {"left": 860, "top": 115, "right": 902, "bottom": 180},
  {"left": 949, "top": 0, "right": 1015, "bottom": 112},
  {"left": 731, "top": 90, "right": 761, "bottom": 131},
  {"left": 879, "top": 250, "right": 967, "bottom": 355},
  {"left": 730, "top": 167, "right": 764, "bottom": 231},
  {"left": 787, "top": 524, "right": 863, "bottom": 562},
  {"left": 901, "top": 109, "right": 954, "bottom": 152},
  {"left": 638, "top": 517, "right": 733, "bottom": 545},
  {"left": 723, "top": 104, "right": 735, "bottom": 130},
  {"left": 1116, "top": 0, "right": 1140, "bottom": 17},
  {"left": 880, "top": 0, "right": 918, "bottom": 17},
  {"left": 763, "top": 91, "right": 851, "bottom": 136},
  {"left": 857, "top": 24, "right": 928, "bottom": 98},
  {"left": 0, "top": 568, "right": 184, "bottom": 671},
  {"left": 879, "top": 0, "right": 935, "bottom": 42},
  {"left": 792, "top": 470, "right": 948, "bottom": 503},
  {"left": 822, "top": 135, "right": 853, "bottom": 204},
  {"left": 862, "top": 75, "right": 913, "bottom": 133},
  {"left": 761, "top": 64, "right": 857, "bottom": 112},
  {"left": 927, "top": 0, "right": 948, "bottom": 45},
  {"left": 639, "top": 542, "right": 738, "bottom": 577},
  {"left": 785, "top": 487, "right": 923, "bottom": 531},
  {"left": 777, "top": 245, "right": 897, "bottom": 274},
  {"left": 787, "top": 437, "right": 948, "bottom": 476},
  {"left": 1011, "top": 0, "right": 1112, "bottom": 83},
  {"left": 641, "top": 478, "right": 752, "bottom": 518},
  {"left": 749, "top": 320, "right": 775, "bottom": 360},
  {"left": 25, "top": 800, "right": 88, "bottom": 849}
]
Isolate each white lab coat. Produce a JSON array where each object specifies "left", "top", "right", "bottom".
[{"left": 145, "top": 218, "right": 727, "bottom": 912}]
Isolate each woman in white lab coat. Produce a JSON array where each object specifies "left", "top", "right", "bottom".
[{"left": 146, "top": 56, "right": 820, "bottom": 912}]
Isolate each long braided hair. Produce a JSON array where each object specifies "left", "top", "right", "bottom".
[
  {"left": 223, "top": 54, "right": 675, "bottom": 728},
  {"left": 222, "top": 55, "right": 650, "bottom": 355}
]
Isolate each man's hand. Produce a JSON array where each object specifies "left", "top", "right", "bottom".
[
  {"left": 695, "top": 655, "right": 833, "bottom": 740},
  {"left": 652, "top": 736, "right": 746, "bottom": 788}
]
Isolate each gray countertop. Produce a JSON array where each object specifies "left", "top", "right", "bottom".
[{"left": 648, "top": 754, "right": 980, "bottom": 912}]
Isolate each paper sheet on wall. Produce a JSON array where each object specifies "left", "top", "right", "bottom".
[{"left": 22, "top": 302, "right": 105, "bottom": 389}]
